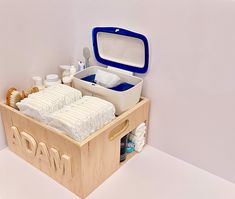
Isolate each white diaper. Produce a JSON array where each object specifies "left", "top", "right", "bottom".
[
  {"left": 16, "top": 84, "right": 82, "bottom": 122},
  {"left": 16, "top": 85, "right": 116, "bottom": 142},
  {"left": 47, "top": 96, "right": 115, "bottom": 142}
]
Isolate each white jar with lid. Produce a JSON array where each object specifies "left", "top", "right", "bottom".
[{"left": 44, "top": 74, "right": 61, "bottom": 87}]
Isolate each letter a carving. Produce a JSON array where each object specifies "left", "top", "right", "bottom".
[{"left": 10, "top": 126, "right": 22, "bottom": 147}]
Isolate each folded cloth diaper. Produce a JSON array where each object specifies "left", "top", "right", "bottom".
[
  {"left": 16, "top": 84, "right": 82, "bottom": 122},
  {"left": 135, "top": 141, "right": 145, "bottom": 152},
  {"left": 94, "top": 69, "right": 121, "bottom": 88},
  {"left": 129, "top": 133, "right": 145, "bottom": 142},
  {"left": 47, "top": 96, "right": 116, "bottom": 142}
]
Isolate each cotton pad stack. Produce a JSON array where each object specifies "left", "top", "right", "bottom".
[
  {"left": 129, "top": 123, "right": 146, "bottom": 152},
  {"left": 47, "top": 96, "right": 115, "bottom": 142},
  {"left": 16, "top": 84, "right": 82, "bottom": 122}
]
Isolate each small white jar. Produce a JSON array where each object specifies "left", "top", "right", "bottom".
[
  {"left": 70, "top": 65, "right": 77, "bottom": 76},
  {"left": 32, "top": 76, "right": 45, "bottom": 90},
  {"left": 44, "top": 74, "right": 61, "bottom": 87}
]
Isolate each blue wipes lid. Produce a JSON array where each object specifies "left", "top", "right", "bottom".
[{"left": 92, "top": 27, "right": 149, "bottom": 74}]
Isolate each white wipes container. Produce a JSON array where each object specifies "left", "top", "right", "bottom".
[{"left": 73, "top": 27, "right": 149, "bottom": 115}]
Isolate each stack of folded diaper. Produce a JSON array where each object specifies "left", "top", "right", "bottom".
[
  {"left": 16, "top": 84, "right": 116, "bottom": 142},
  {"left": 47, "top": 96, "right": 115, "bottom": 142},
  {"left": 129, "top": 123, "right": 146, "bottom": 152},
  {"left": 17, "top": 84, "right": 82, "bottom": 122}
]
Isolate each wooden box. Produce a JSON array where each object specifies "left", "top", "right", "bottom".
[{"left": 0, "top": 97, "right": 149, "bottom": 198}]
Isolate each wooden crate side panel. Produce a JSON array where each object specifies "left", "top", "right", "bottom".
[
  {"left": 0, "top": 98, "right": 150, "bottom": 198},
  {"left": 0, "top": 104, "right": 83, "bottom": 197},
  {"left": 81, "top": 98, "right": 150, "bottom": 197},
  {"left": 143, "top": 98, "right": 150, "bottom": 144},
  {"left": 0, "top": 104, "right": 14, "bottom": 149}
]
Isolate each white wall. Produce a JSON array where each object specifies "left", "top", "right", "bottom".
[
  {"left": 144, "top": 0, "right": 235, "bottom": 183},
  {"left": 0, "top": 0, "right": 80, "bottom": 149},
  {"left": 1, "top": 0, "right": 235, "bottom": 183}
]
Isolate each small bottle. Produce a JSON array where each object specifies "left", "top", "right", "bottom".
[
  {"left": 32, "top": 76, "right": 44, "bottom": 90},
  {"left": 120, "top": 134, "right": 129, "bottom": 162},
  {"left": 60, "top": 65, "right": 71, "bottom": 77},
  {"left": 78, "top": 61, "right": 85, "bottom": 71}
]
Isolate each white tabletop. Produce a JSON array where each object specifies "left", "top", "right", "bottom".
[{"left": 1, "top": 146, "right": 235, "bottom": 199}]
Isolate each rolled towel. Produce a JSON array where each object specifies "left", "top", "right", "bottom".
[
  {"left": 135, "top": 141, "right": 145, "bottom": 152},
  {"left": 94, "top": 69, "right": 121, "bottom": 88},
  {"left": 129, "top": 133, "right": 145, "bottom": 143},
  {"left": 136, "top": 122, "right": 146, "bottom": 130},
  {"left": 131, "top": 129, "right": 146, "bottom": 138},
  {"left": 134, "top": 124, "right": 146, "bottom": 132},
  {"left": 133, "top": 123, "right": 146, "bottom": 133},
  {"left": 130, "top": 122, "right": 147, "bottom": 152}
]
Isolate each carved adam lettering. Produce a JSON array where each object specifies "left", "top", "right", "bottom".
[{"left": 10, "top": 126, "right": 72, "bottom": 179}]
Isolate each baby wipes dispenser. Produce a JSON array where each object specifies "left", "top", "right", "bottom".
[{"left": 73, "top": 27, "right": 149, "bottom": 115}]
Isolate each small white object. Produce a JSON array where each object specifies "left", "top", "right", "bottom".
[
  {"left": 44, "top": 74, "right": 61, "bottom": 87},
  {"left": 94, "top": 69, "right": 121, "bottom": 88},
  {"left": 62, "top": 76, "right": 72, "bottom": 86},
  {"left": 70, "top": 65, "right": 77, "bottom": 76},
  {"left": 60, "top": 65, "right": 70, "bottom": 70},
  {"left": 60, "top": 65, "right": 71, "bottom": 70},
  {"left": 32, "top": 76, "right": 44, "bottom": 90},
  {"left": 78, "top": 61, "right": 85, "bottom": 71},
  {"left": 60, "top": 65, "right": 71, "bottom": 78},
  {"left": 46, "top": 74, "right": 59, "bottom": 82},
  {"left": 60, "top": 65, "right": 74, "bottom": 85},
  {"left": 129, "top": 122, "right": 146, "bottom": 152}
]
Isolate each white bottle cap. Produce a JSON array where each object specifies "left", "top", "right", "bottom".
[
  {"left": 78, "top": 61, "right": 85, "bottom": 71},
  {"left": 59, "top": 65, "right": 71, "bottom": 70}
]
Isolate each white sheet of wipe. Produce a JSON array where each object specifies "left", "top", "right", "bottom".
[
  {"left": 94, "top": 69, "right": 121, "bottom": 88},
  {"left": 16, "top": 84, "right": 115, "bottom": 142}
]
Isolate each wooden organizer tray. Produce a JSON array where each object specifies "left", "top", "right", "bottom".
[{"left": 0, "top": 97, "right": 149, "bottom": 198}]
